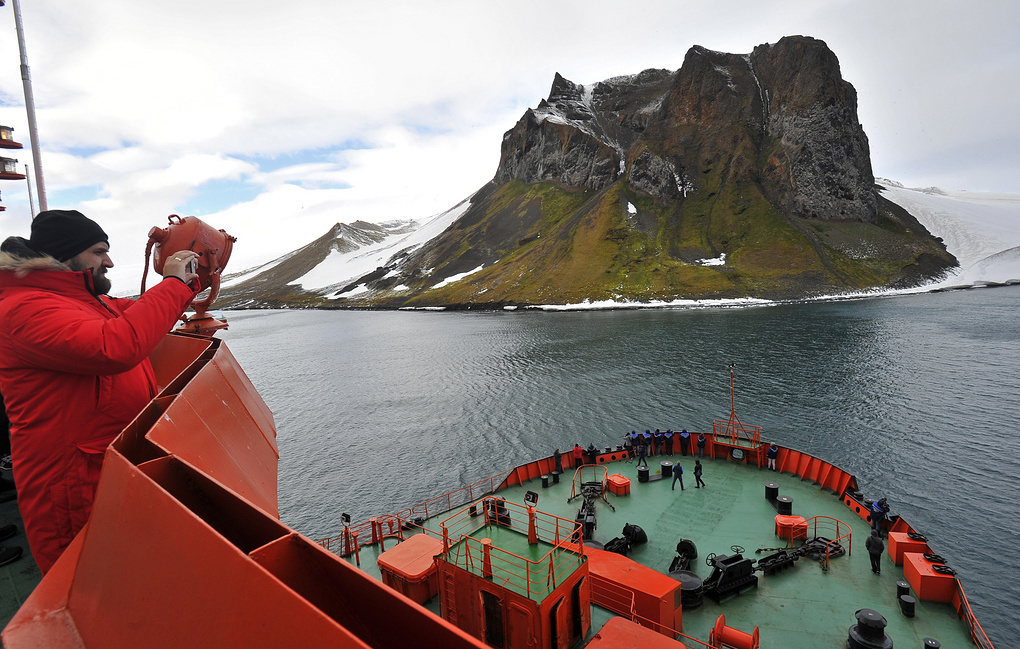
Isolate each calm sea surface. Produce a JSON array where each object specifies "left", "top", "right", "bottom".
[{"left": 218, "top": 284, "right": 1020, "bottom": 645}]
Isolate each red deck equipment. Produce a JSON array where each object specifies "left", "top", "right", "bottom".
[
  {"left": 377, "top": 533, "right": 445, "bottom": 604},
  {"left": 887, "top": 531, "right": 930, "bottom": 566},
  {"left": 585, "top": 545, "right": 682, "bottom": 636},
  {"left": 774, "top": 515, "right": 808, "bottom": 541},
  {"left": 607, "top": 474, "right": 631, "bottom": 496},
  {"left": 710, "top": 614, "right": 759, "bottom": 649},
  {"left": 903, "top": 552, "right": 956, "bottom": 603}
]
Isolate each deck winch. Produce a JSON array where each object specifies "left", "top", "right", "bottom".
[
  {"left": 754, "top": 536, "right": 846, "bottom": 573},
  {"left": 602, "top": 523, "right": 648, "bottom": 556},
  {"left": 668, "top": 538, "right": 699, "bottom": 572}
]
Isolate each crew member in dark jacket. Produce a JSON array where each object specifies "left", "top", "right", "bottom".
[
  {"left": 865, "top": 530, "right": 885, "bottom": 574},
  {"left": 679, "top": 429, "right": 690, "bottom": 456},
  {"left": 671, "top": 462, "right": 684, "bottom": 491}
]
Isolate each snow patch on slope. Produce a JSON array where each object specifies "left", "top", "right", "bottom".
[{"left": 297, "top": 198, "right": 472, "bottom": 292}]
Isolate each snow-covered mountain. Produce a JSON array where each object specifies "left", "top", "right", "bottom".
[{"left": 217, "top": 198, "right": 472, "bottom": 308}]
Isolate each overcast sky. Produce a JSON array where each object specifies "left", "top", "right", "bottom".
[{"left": 0, "top": 0, "right": 1016, "bottom": 286}]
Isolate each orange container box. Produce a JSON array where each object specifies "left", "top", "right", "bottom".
[
  {"left": 608, "top": 474, "right": 631, "bottom": 496},
  {"left": 887, "top": 531, "right": 930, "bottom": 566},
  {"left": 774, "top": 515, "right": 808, "bottom": 540},
  {"left": 903, "top": 552, "right": 956, "bottom": 603},
  {"left": 377, "top": 533, "right": 445, "bottom": 604}
]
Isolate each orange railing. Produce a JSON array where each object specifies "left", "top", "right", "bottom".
[
  {"left": 955, "top": 581, "right": 995, "bottom": 649},
  {"left": 440, "top": 498, "right": 584, "bottom": 599},
  {"left": 797, "top": 516, "right": 853, "bottom": 570},
  {"left": 568, "top": 464, "right": 611, "bottom": 501},
  {"left": 319, "top": 468, "right": 514, "bottom": 555},
  {"left": 711, "top": 419, "right": 762, "bottom": 448}
]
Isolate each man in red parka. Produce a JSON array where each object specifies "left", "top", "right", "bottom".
[{"left": 0, "top": 210, "right": 199, "bottom": 574}]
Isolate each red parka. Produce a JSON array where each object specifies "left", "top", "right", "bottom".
[{"left": 0, "top": 253, "right": 195, "bottom": 573}]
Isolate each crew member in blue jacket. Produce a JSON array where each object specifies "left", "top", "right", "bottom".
[
  {"left": 871, "top": 498, "right": 889, "bottom": 534},
  {"left": 671, "top": 462, "right": 684, "bottom": 491}
]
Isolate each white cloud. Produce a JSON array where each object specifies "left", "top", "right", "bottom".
[{"left": 0, "top": 0, "right": 1017, "bottom": 295}]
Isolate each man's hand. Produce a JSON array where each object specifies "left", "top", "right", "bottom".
[{"left": 163, "top": 250, "right": 200, "bottom": 286}]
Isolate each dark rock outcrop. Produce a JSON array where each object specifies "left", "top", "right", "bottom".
[{"left": 496, "top": 36, "right": 876, "bottom": 222}]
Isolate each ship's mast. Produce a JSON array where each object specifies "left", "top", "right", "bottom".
[{"left": 8, "top": 0, "right": 46, "bottom": 214}]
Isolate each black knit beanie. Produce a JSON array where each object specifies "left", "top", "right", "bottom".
[{"left": 28, "top": 210, "right": 109, "bottom": 262}]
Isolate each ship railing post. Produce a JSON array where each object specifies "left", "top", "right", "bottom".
[
  {"left": 546, "top": 553, "right": 557, "bottom": 592},
  {"left": 481, "top": 538, "right": 493, "bottom": 579},
  {"left": 528, "top": 506, "right": 538, "bottom": 545}
]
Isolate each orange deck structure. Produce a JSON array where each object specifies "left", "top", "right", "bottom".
[
  {"left": 887, "top": 531, "right": 931, "bottom": 566},
  {"left": 377, "top": 533, "right": 445, "bottom": 604},
  {"left": 586, "top": 616, "right": 693, "bottom": 649},
  {"left": 903, "top": 552, "right": 957, "bottom": 603},
  {"left": 584, "top": 546, "right": 682, "bottom": 636},
  {"left": 1, "top": 334, "right": 487, "bottom": 649},
  {"left": 437, "top": 498, "right": 591, "bottom": 649}
]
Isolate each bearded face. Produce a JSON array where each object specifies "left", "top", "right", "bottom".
[{"left": 67, "top": 243, "right": 113, "bottom": 295}]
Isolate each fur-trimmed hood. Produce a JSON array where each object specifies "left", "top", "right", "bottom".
[{"left": 0, "top": 236, "right": 71, "bottom": 275}]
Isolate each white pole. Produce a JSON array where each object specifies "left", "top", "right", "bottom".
[{"left": 11, "top": 0, "right": 46, "bottom": 214}]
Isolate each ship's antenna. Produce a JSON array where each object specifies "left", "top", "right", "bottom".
[
  {"left": 8, "top": 0, "right": 47, "bottom": 214},
  {"left": 23, "top": 163, "right": 34, "bottom": 215},
  {"left": 726, "top": 362, "right": 744, "bottom": 444}
]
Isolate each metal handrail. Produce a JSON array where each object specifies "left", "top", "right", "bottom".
[
  {"left": 318, "top": 468, "right": 515, "bottom": 552},
  {"left": 956, "top": 580, "right": 996, "bottom": 649}
]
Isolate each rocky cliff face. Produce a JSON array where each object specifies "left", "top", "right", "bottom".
[{"left": 498, "top": 36, "right": 875, "bottom": 222}]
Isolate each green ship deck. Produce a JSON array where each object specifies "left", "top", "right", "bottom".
[
  {"left": 0, "top": 480, "right": 40, "bottom": 628},
  {"left": 335, "top": 452, "right": 981, "bottom": 649}
]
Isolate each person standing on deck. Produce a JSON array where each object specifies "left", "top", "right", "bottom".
[
  {"left": 679, "top": 429, "right": 690, "bottom": 456},
  {"left": 572, "top": 443, "right": 584, "bottom": 467},
  {"left": 636, "top": 436, "right": 648, "bottom": 468},
  {"left": 665, "top": 429, "right": 674, "bottom": 455},
  {"left": 694, "top": 460, "right": 705, "bottom": 488},
  {"left": 766, "top": 443, "right": 779, "bottom": 471},
  {"left": 0, "top": 210, "right": 198, "bottom": 574},
  {"left": 553, "top": 448, "right": 562, "bottom": 473},
  {"left": 866, "top": 530, "right": 884, "bottom": 574},
  {"left": 871, "top": 498, "right": 889, "bottom": 535},
  {"left": 671, "top": 462, "right": 684, "bottom": 491},
  {"left": 697, "top": 433, "right": 706, "bottom": 457}
]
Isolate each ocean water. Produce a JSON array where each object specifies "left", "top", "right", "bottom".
[{"left": 218, "top": 284, "right": 1020, "bottom": 645}]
